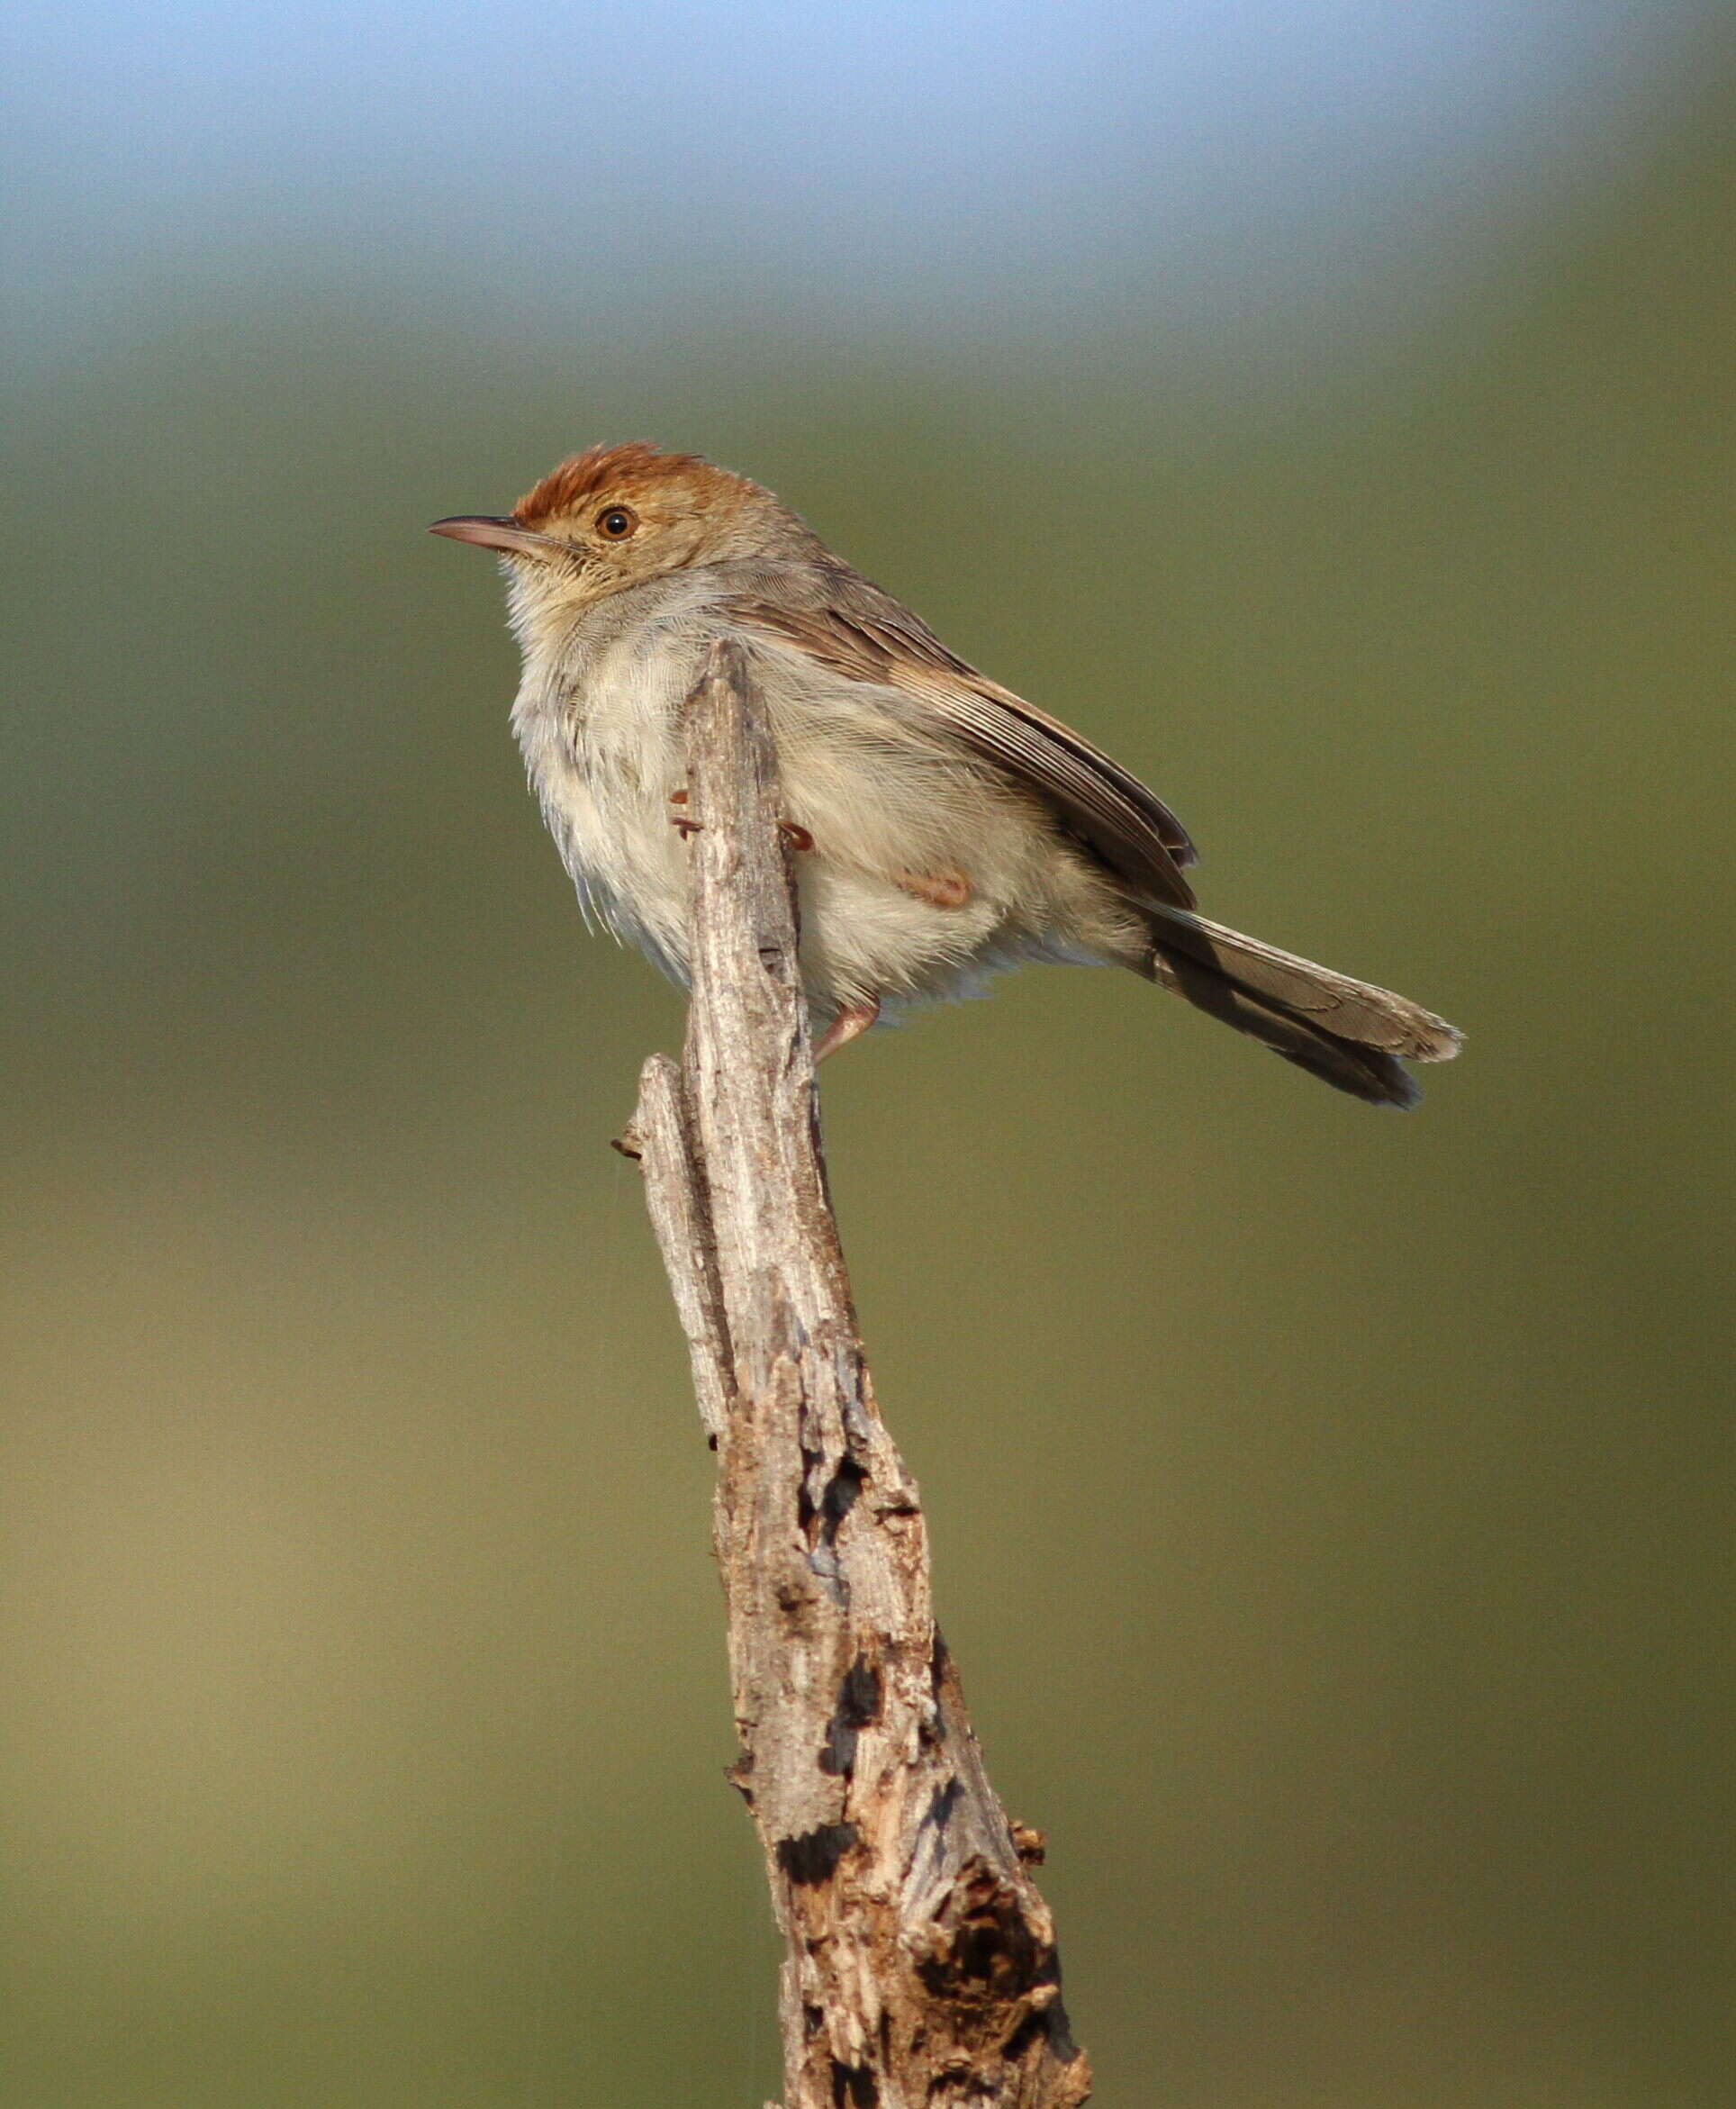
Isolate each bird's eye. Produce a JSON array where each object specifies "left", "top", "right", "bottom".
[{"left": 596, "top": 505, "right": 638, "bottom": 540}]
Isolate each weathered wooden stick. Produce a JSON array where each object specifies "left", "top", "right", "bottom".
[{"left": 621, "top": 640, "right": 1090, "bottom": 2109}]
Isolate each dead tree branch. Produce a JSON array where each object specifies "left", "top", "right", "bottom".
[{"left": 619, "top": 641, "right": 1091, "bottom": 2109}]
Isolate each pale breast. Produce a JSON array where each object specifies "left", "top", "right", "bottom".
[{"left": 512, "top": 621, "right": 696, "bottom": 983}]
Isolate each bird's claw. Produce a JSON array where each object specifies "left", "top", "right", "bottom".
[{"left": 667, "top": 786, "right": 810, "bottom": 851}]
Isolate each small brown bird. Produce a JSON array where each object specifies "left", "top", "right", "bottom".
[{"left": 432, "top": 444, "right": 1461, "bottom": 1104}]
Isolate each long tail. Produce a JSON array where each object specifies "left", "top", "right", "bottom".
[{"left": 1144, "top": 904, "right": 1463, "bottom": 1109}]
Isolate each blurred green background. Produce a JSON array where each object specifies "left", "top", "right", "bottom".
[{"left": 3, "top": 7, "right": 1733, "bottom": 2105}]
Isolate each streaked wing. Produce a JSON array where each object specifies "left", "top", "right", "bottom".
[{"left": 723, "top": 563, "right": 1198, "bottom": 911}]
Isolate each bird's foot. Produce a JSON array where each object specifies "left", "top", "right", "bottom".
[{"left": 667, "top": 789, "right": 810, "bottom": 852}]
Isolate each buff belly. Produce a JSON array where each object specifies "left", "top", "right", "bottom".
[{"left": 513, "top": 647, "right": 1145, "bottom": 1021}]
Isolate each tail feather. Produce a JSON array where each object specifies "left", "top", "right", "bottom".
[{"left": 1144, "top": 908, "right": 1462, "bottom": 1108}]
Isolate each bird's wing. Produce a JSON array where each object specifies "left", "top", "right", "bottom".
[{"left": 721, "top": 562, "right": 1199, "bottom": 910}]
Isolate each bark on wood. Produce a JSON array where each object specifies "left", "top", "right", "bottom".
[{"left": 619, "top": 641, "right": 1091, "bottom": 2109}]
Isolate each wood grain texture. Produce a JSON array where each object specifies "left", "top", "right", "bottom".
[{"left": 626, "top": 640, "right": 1090, "bottom": 2109}]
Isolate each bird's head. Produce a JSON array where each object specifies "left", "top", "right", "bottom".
[{"left": 430, "top": 443, "right": 817, "bottom": 644}]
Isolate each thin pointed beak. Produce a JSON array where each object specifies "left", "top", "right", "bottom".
[{"left": 429, "top": 515, "right": 559, "bottom": 558}]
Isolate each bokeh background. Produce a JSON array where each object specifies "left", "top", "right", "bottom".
[{"left": 4, "top": 5, "right": 1732, "bottom": 2104}]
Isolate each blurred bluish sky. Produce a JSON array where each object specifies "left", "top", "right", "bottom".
[{"left": 5, "top": 0, "right": 1722, "bottom": 354}]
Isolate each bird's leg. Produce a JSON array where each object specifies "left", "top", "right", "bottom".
[
  {"left": 891, "top": 866, "right": 972, "bottom": 909},
  {"left": 813, "top": 996, "right": 881, "bottom": 1063},
  {"left": 781, "top": 820, "right": 814, "bottom": 853},
  {"left": 667, "top": 787, "right": 702, "bottom": 839}
]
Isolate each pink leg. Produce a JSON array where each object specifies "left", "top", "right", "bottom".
[{"left": 813, "top": 997, "right": 881, "bottom": 1064}]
